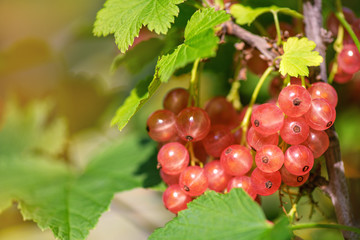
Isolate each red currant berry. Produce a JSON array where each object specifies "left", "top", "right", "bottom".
[
  {"left": 280, "top": 166, "right": 309, "bottom": 187},
  {"left": 202, "top": 125, "right": 235, "bottom": 157},
  {"left": 163, "top": 88, "right": 190, "bottom": 114},
  {"left": 284, "top": 145, "right": 314, "bottom": 175},
  {"left": 176, "top": 107, "right": 211, "bottom": 142},
  {"left": 278, "top": 85, "right": 311, "bottom": 117},
  {"left": 251, "top": 103, "right": 284, "bottom": 135},
  {"left": 251, "top": 168, "right": 281, "bottom": 196},
  {"left": 147, "top": 110, "right": 177, "bottom": 142},
  {"left": 304, "top": 98, "right": 336, "bottom": 131},
  {"left": 220, "top": 145, "right": 253, "bottom": 176},
  {"left": 227, "top": 176, "right": 257, "bottom": 199},
  {"left": 255, "top": 145, "right": 284, "bottom": 173},
  {"left": 204, "top": 160, "right": 232, "bottom": 192},
  {"left": 163, "top": 184, "right": 192, "bottom": 214},
  {"left": 179, "top": 166, "right": 208, "bottom": 197},
  {"left": 157, "top": 142, "right": 189, "bottom": 175}
]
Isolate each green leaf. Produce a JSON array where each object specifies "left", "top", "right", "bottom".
[
  {"left": 0, "top": 100, "right": 161, "bottom": 240},
  {"left": 93, "top": 0, "right": 184, "bottom": 53},
  {"left": 270, "top": 216, "right": 293, "bottom": 240},
  {"left": 0, "top": 100, "right": 67, "bottom": 157},
  {"left": 110, "top": 76, "right": 161, "bottom": 130},
  {"left": 156, "top": 8, "right": 230, "bottom": 82},
  {"left": 230, "top": 4, "right": 302, "bottom": 26},
  {"left": 149, "top": 189, "right": 293, "bottom": 240},
  {"left": 279, "top": 37, "right": 323, "bottom": 77},
  {"left": 110, "top": 38, "right": 164, "bottom": 74},
  {"left": 110, "top": 8, "right": 229, "bottom": 130},
  {"left": 0, "top": 135, "right": 158, "bottom": 240}
]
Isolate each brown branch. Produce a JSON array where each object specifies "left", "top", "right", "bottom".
[
  {"left": 224, "top": 21, "right": 276, "bottom": 61},
  {"left": 303, "top": 1, "right": 358, "bottom": 239},
  {"left": 303, "top": 0, "right": 327, "bottom": 82}
]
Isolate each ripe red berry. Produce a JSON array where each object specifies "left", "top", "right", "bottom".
[
  {"left": 338, "top": 44, "right": 360, "bottom": 74},
  {"left": 304, "top": 98, "right": 336, "bottom": 131},
  {"left": 147, "top": 110, "right": 177, "bottom": 142},
  {"left": 204, "top": 97, "right": 238, "bottom": 127},
  {"left": 220, "top": 145, "right": 253, "bottom": 176},
  {"left": 246, "top": 126, "right": 279, "bottom": 151},
  {"left": 163, "top": 88, "right": 190, "bottom": 114},
  {"left": 251, "top": 103, "right": 284, "bottom": 135},
  {"left": 308, "top": 82, "right": 338, "bottom": 108},
  {"left": 160, "top": 170, "right": 180, "bottom": 186},
  {"left": 280, "top": 166, "right": 309, "bottom": 187},
  {"left": 278, "top": 85, "right": 311, "bottom": 117},
  {"left": 204, "top": 160, "right": 232, "bottom": 192},
  {"left": 280, "top": 117, "right": 309, "bottom": 145},
  {"left": 179, "top": 166, "right": 208, "bottom": 196},
  {"left": 227, "top": 176, "right": 257, "bottom": 199},
  {"left": 176, "top": 107, "right": 211, "bottom": 142},
  {"left": 157, "top": 142, "right": 189, "bottom": 175},
  {"left": 284, "top": 145, "right": 314, "bottom": 176},
  {"left": 302, "top": 128, "right": 329, "bottom": 158},
  {"left": 202, "top": 125, "right": 235, "bottom": 157},
  {"left": 255, "top": 145, "right": 284, "bottom": 173},
  {"left": 163, "top": 184, "right": 192, "bottom": 214},
  {"left": 251, "top": 168, "right": 281, "bottom": 196}
]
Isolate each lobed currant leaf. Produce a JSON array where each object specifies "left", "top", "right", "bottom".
[
  {"left": 156, "top": 8, "right": 230, "bottom": 82},
  {"left": 0, "top": 134, "right": 158, "bottom": 240},
  {"left": 230, "top": 4, "right": 302, "bottom": 26},
  {"left": 93, "top": 0, "right": 184, "bottom": 53},
  {"left": 0, "top": 100, "right": 67, "bottom": 157},
  {"left": 279, "top": 37, "right": 323, "bottom": 77},
  {"left": 0, "top": 100, "right": 161, "bottom": 240},
  {"left": 149, "top": 188, "right": 293, "bottom": 240},
  {"left": 111, "top": 76, "right": 161, "bottom": 130}
]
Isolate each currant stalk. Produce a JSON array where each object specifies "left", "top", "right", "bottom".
[
  {"left": 271, "top": 11, "right": 282, "bottom": 46},
  {"left": 232, "top": 66, "right": 274, "bottom": 145},
  {"left": 188, "top": 58, "right": 201, "bottom": 107}
]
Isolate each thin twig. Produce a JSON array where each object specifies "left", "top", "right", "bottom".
[
  {"left": 224, "top": 21, "right": 276, "bottom": 61},
  {"left": 303, "top": 0, "right": 327, "bottom": 82}
]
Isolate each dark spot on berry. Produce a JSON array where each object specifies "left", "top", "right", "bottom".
[
  {"left": 265, "top": 181, "right": 272, "bottom": 189},
  {"left": 146, "top": 125, "right": 150, "bottom": 132},
  {"left": 293, "top": 98, "right": 301, "bottom": 106},
  {"left": 262, "top": 156, "right": 269, "bottom": 163},
  {"left": 183, "top": 185, "right": 190, "bottom": 191},
  {"left": 293, "top": 125, "right": 301, "bottom": 133},
  {"left": 254, "top": 119, "right": 260, "bottom": 127},
  {"left": 303, "top": 165, "right": 309, "bottom": 172},
  {"left": 297, "top": 176, "right": 304, "bottom": 182},
  {"left": 157, "top": 163, "right": 162, "bottom": 169},
  {"left": 326, "top": 121, "right": 333, "bottom": 127},
  {"left": 225, "top": 148, "right": 232, "bottom": 154},
  {"left": 186, "top": 135, "right": 193, "bottom": 141}
]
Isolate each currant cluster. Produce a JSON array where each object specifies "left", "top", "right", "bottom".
[
  {"left": 147, "top": 82, "right": 337, "bottom": 214},
  {"left": 327, "top": 7, "right": 360, "bottom": 83}
]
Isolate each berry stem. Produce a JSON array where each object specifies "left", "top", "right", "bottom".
[
  {"left": 288, "top": 203, "right": 298, "bottom": 223},
  {"left": 226, "top": 81, "right": 242, "bottom": 111},
  {"left": 328, "top": 60, "right": 338, "bottom": 84},
  {"left": 233, "top": 66, "right": 274, "bottom": 144},
  {"left": 271, "top": 11, "right": 282, "bottom": 46},
  {"left": 283, "top": 75, "right": 290, "bottom": 87},
  {"left": 334, "top": 11, "right": 360, "bottom": 53},
  {"left": 188, "top": 58, "right": 201, "bottom": 107},
  {"left": 291, "top": 223, "right": 360, "bottom": 234},
  {"left": 187, "top": 142, "right": 203, "bottom": 168}
]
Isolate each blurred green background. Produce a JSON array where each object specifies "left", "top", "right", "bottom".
[{"left": 0, "top": 0, "right": 359, "bottom": 239}]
